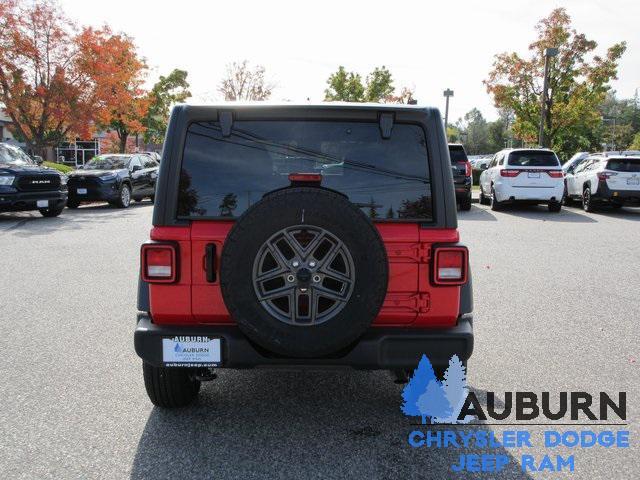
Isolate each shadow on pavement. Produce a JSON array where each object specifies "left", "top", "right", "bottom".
[
  {"left": 496, "top": 204, "right": 597, "bottom": 223},
  {"left": 131, "top": 370, "right": 531, "bottom": 480},
  {"left": 564, "top": 204, "right": 640, "bottom": 222},
  {"left": 0, "top": 201, "right": 152, "bottom": 236},
  {"left": 458, "top": 204, "right": 497, "bottom": 222}
]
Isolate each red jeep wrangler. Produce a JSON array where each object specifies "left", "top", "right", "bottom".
[{"left": 135, "top": 104, "right": 473, "bottom": 407}]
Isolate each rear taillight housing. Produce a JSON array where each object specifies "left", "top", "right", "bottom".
[
  {"left": 546, "top": 170, "right": 563, "bottom": 178},
  {"left": 597, "top": 171, "right": 617, "bottom": 181},
  {"left": 465, "top": 161, "right": 472, "bottom": 177},
  {"left": 500, "top": 169, "right": 521, "bottom": 177},
  {"left": 141, "top": 243, "right": 178, "bottom": 283},
  {"left": 432, "top": 246, "right": 468, "bottom": 286}
]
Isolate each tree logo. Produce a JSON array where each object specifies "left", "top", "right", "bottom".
[{"left": 401, "top": 354, "right": 469, "bottom": 424}]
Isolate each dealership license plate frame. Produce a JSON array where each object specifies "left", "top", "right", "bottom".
[{"left": 161, "top": 336, "right": 222, "bottom": 367}]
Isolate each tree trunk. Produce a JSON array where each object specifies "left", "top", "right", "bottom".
[{"left": 119, "top": 132, "right": 128, "bottom": 153}]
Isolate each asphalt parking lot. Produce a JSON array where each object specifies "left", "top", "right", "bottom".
[{"left": 1, "top": 201, "right": 638, "bottom": 479}]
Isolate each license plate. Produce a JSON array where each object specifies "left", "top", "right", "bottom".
[
  {"left": 627, "top": 178, "right": 639, "bottom": 186},
  {"left": 162, "top": 337, "right": 221, "bottom": 367},
  {"left": 36, "top": 200, "right": 48, "bottom": 208},
  {"left": 77, "top": 188, "right": 87, "bottom": 194},
  {"left": 527, "top": 172, "right": 540, "bottom": 178}
]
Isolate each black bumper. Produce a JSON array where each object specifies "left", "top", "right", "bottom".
[
  {"left": 67, "top": 181, "right": 120, "bottom": 202},
  {"left": 134, "top": 313, "right": 474, "bottom": 369},
  {"left": 593, "top": 184, "right": 640, "bottom": 205},
  {"left": 0, "top": 190, "right": 67, "bottom": 212}
]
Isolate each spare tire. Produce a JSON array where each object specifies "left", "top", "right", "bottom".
[{"left": 220, "top": 187, "right": 388, "bottom": 357}]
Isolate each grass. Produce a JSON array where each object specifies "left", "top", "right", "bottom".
[{"left": 43, "top": 161, "right": 74, "bottom": 174}]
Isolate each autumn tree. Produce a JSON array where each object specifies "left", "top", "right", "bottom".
[
  {"left": 85, "top": 28, "right": 149, "bottom": 153},
  {"left": 0, "top": 0, "right": 99, "bottom": 155},
  {"left": 485, "top": 8, "right": 626, "bottom": 159},
  {"left": 143, "top": 69, "right": 191, "bottom": 144},
  {"left": 218, "top": 60, "right": 273, "bottom": 101},
  {"left": 324, "top": 65, "right": 414, "bottom": 104}
]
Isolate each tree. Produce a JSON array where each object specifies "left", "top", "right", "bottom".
[
  {"left": 416, "top": 380, "right": 452, "bottom": 424},
  {"left": 143, "top": 69, "right": 191, "bottom": 144},
  {"left": 630, "top": 132, "right": 640, "bottom": 150},
  {"left": 218, "top": 60, "right": 273, "bottom": 101},
  {"left": 324, "top": 65, "right": 413, "bottom": 104},
  {"left": 219, "top": 193, "right": 238, "bottom": 217},
  {"left": 485, "top": 8, "right": 626, "bottom": 159},
  {"left": 401, "top": 354, "right": 437, "bottom": 417},
  {"left": 86, "top": 28, "right": 150, "bottom": 153},
  {"left": 385, "top": 206, "right": 395, "bottom": 219},
  {"left": 0, "top": 0, "right": 100, "bottom": 155},
  {"left": 441, "top": 355, "right": 468, "bottom": 422}
]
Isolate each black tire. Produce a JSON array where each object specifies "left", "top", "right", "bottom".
[
  {"left": 39, "top": 203, "right": 65, "bottom": 217},
  {"left": 548, "top": 201, "right": 561, "bottom": 213},
  {"left": 490, "top": 186, "right": 502, "bottom": 211},
  {"left": 149, "top": 195, "right": 155, "bottom": 204},
  {"left": 479, "top": 187, "right": 489, "bottom": 205},
  {"left": 220, "top": 187, "right": 388, "bottom": 358},
  {"left": 115, "top": 183, "right": 131, "bottom": 208},
  {"left": 582, "top": 187, "right": 595, "bottom": 212},
  {"left": 142, "top": 362, "right": 200, "bottom": 408},
  {"left": 66, "top": 200, "right": 80, "bottom": 209},
  {"left": 459, "top": 194, "right": 472, "bottom": 211}
]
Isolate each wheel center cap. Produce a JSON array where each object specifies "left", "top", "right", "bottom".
[{"left": 296, "top": 267, "right": 312, "bottom": 284}]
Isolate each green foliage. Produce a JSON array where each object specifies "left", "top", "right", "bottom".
[
  {"left": 43, "top": 161, "right": 73, "bottom": 174},
  {"left": 485, "top": 8, "right": 626, "bottom": 160},
  {"left": 630, "top": 132, "right": 640, "bottom": 150},
  {"left": 324, "top": 65, "right": 412, "bottom": 103},
  {"left": 143, "top": 69, "right": 191, "bottom": 144},
  {"left": 453, "top": 109, "right": 512, "bottom": 155}
]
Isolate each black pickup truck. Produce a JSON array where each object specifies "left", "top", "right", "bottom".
[{"left": 0, "top": 143, "right": 67, "bottom": 217}]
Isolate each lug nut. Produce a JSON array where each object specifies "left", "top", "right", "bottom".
[
  {"left": 287, "top": 274, "right": 295, "bottom": 282},
  {"left": 309, "top": 261, "right": 316, "bottom": 267},
  {"left": 292, "top": 261, "right": 299, "bottom": 267},
  {"left": 313, "top": 275, "right": 321, "bottom": 283}
]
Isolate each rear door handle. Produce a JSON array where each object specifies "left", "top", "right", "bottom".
[{"left": 205, "top": 243, "right": 217, "bottom": 282}]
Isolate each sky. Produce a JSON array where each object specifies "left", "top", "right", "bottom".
[{"left": 59, "top": 0, "right": 639, "bottom": 122}]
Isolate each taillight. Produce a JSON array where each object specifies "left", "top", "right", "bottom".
[
  {"left": 433, "top": 246, "right": 468, "bottom": 286},
  {"left": 546, "top": 170, "right": 563, "bottom": 178},
  {"left": 465, "top": 161, "right": 472, "bottom": 177},
  {"left": 500, "top": 169, "right": 521, "bottom": 177},
  {"left": 141, "top": 243, "right": 177, "bottom": 283},
  {"left": 597, "top": 171, "right": 617, "bottom": 181}
]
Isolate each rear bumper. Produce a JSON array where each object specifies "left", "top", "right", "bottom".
[
  {"left": 0, "top": 190, "right": 67, "bottom": 212},
  {"left": 134, "top": 313, "right": 474, "bottom": 369},
  {"left": 594, "top": 184, "right": 640, "bottom": 204},
  {"left": 495, "top": 183, "right": 564, "bottom": 203},
  {"left": 67, "top": 180, "right": 120, "bottom": 202}
]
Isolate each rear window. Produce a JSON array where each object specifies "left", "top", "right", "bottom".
[
  {"left": 178, "top": 120, "right": 432, "bottom": 221},
  {"left": 507, "top": 150, "right": 559, "bottom": 167},
  {"left": 606, "top": 158, "right": 640, "bottom": 172},
  {"left": 449, "top": 145, "right": 468, "bottom": 163}
]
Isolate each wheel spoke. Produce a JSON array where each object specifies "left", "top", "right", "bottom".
[
  {"left": 257, "top": 284, "right": 295, "bottom": 302},
  {"left": 313, "top": 283, "right": 349, "bottom": 302}
]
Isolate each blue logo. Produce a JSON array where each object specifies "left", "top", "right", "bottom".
[
  {"left": 401, "top": 354, "right": 469, "bottom": 424},
  {"left": 174, "top": 342, "right": 182, "bottom": 353}
]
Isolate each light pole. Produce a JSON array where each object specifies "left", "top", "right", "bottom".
[
  {"left": 538, "top": 47, "right": 558, "bottom": 147},
  {"left": 443, "top": 89, "right": 454, "bottom": 130}
]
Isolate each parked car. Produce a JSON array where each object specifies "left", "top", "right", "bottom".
[
  {"left": 563, "top": 152, "right": 590, "bottom": 174},
  {"left": 564, "top": 152, "right": 640, "bottom": 211},
  {"left": 142, "top": 151, "right": 161, "bottom": 163},
  {"left": 448, "top": 143, "right": 472, "bottom": 210},
  {"left": 66, "top": 153, "right": 159, "bottom": 208},
  {"left": 0, "top": 142, "right": 67, "bottom": 217},
  {"left": 134, "top": 104, "right": 473, "bottom": 408},
  {"left": 479, "top": 148, "right": 564, "bottom": 212}
]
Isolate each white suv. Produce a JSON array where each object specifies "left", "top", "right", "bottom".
[
  {"left": 564, "top": 153, "right": 640, "bottom": 212},
  {"left": 479, "top": 148, "right": 564, "bottom": 212}
]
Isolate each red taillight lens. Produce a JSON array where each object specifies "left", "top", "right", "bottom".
[
  {"left": 500, "top": 169, "right": 521, "bottom": 177},
  {"left": 546, "top": 170, "right": 563, "bottom": 178},
  {"left": 433, "top": 247, "right": 468, "bottom": 285},
  {"left": 465, "top": 161, "right": 472, "bottom": 177},
  {"left": 597, "top": 171, "right": 617, "bottom": 181},
  {"left": 141, "top": 243, "right": 177, "bottom": 283}
]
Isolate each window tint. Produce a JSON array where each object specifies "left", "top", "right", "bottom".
[
  {"left": 498, "top": 154, "right": 504, "bottom": 166},
  {"left": 507, "top": 150, "right": 560, "bottom": 167},
  {"left": 606, "top": 158, "right": 640, "bottom": 172},
  {"left": 142, "top": 156, "right": 158, "bottom": 168},
  {"left": 448, "top": 145, "right": 467, "bottom": 163},
  {"left": 178, "top": 120, "right": 432, "bottom": 221}
]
